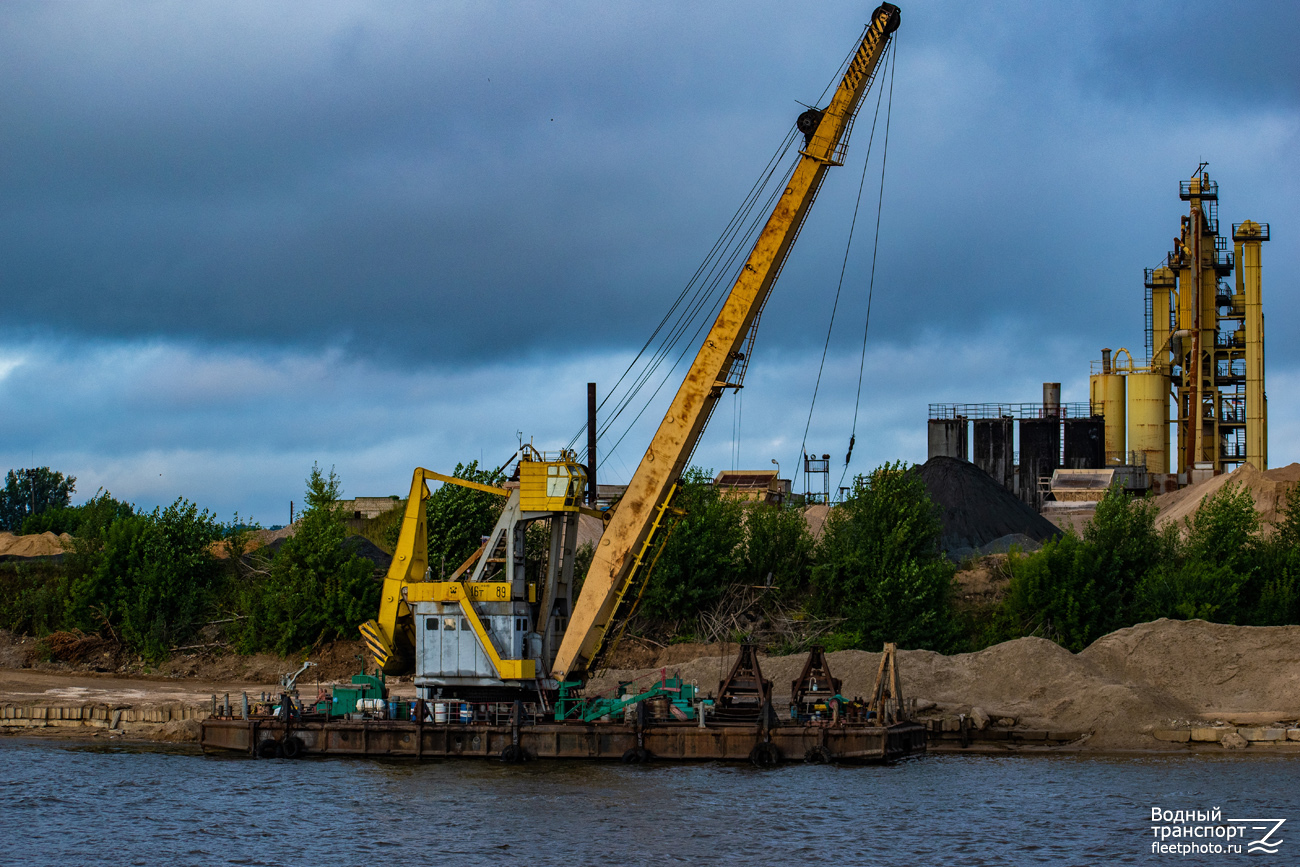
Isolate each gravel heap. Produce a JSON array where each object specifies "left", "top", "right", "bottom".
[{"left": 916, "top": 456, "right": 1061, "bottom": 560}]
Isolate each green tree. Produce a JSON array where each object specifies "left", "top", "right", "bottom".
[
  {"left": 1134, "top": 482, "right": 1261, "bottom": 623},
  {"left": 0, "top": 467, "right": 76, "bottom": 531},
  {"left": 737, "top": 500, "right": 813, "bottom": 593},
  {"left": 239, "top": 464, "right": 378, "bottom": 654},
  {"left": 640, "top": 467, "right": 745, "bottom": 621},
  {"left": 810, "top": 462, "right": 956, "bottom": 651}
]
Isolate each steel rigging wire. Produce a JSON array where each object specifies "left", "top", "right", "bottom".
[
  {"left": 597, "top": 156, "right": 798, "bottom": 467},
  {"left": 837, "top": 35, "right": 897, "bottom": 493},
  {"left": 564, "top": 127, "right": 799, "bottom": 465},
  {"left": 790, "top": 39, "right": 895, "bottom": 495},
  {"left": 566, "top": 23, "right": 883, "bottom": 473}
]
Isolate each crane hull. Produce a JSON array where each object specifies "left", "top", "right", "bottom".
[{"left": 199, "top": 715, "right": 926, "bottom": 764}]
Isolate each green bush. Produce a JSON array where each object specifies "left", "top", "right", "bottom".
[
  {"left": 1133, "top": 481, "right": 1263, "bottom": 624},
  {"left": 640, "top": 467, "right": 745, "bottom": 621},
  {"left": 238, "top": 465, "right": 378, "bottom": 654},
  {"left": 810, "top": 462, "right": 956, "bottom": 651},
  {"left": 1245, "top": 483, "right": 1300, "bottom": 625},
  {"left": 992, "top": 485, "right": 1167, "bottom": 651},
  {"left": 737, "top": 499, "right": 814, "bottom": 593},
  {"left": 0, "top": 561, "right": 69, "bottom": 636},
  {"left": 20, "top": 491, "right": 135, "bottom": 537},
  {"left": 994, "top": 532, "right": 1105, "bottom": 650},
  {"left": 45, "top": 498, "right": 225, "bottom": 660},
  {"left": 991, "top": 480, "right": 1285, "bottom": 647},
  {"left": 20, "top": 506, "right": 80, "bottom": 536},
  {"left": 67, "top": 500, "right": 225, "bottom": 660}
]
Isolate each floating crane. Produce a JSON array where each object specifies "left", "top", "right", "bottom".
[{"left": 360, "top": 3, "right": 902, "bottom": 704}]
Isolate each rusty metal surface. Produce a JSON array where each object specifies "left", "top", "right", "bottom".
[
  {"left": 714, "top": 643, "right": 772, "bottom": 723},
  {"left": 200, "top": 718, "right": 925, "bottom": 764},
  {"left": 791, "top": 646, "right": 842, "bottom": 712}
]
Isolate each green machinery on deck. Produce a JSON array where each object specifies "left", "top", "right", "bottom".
[
  {"left": 317, "top": 670, "right": 386, "bottom": 719},
  {"left": 555, "top": 674, "right": 707, "bottom": 723}
]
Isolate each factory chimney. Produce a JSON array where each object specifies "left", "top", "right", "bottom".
[{"left": 1043, "top": 382, "right": 1061, "bottom": 418}]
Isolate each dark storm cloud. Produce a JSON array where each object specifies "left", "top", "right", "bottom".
[
  {"left": 0, "top": 0, "right": 1296, "bottom": 368},
  {"left": 1082, "top": 0, "right": 1300, "bottom": 107}
]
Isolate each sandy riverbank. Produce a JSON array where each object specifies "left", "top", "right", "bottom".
[{"left": 4, "top": 618, "right": 1298, "bottom": 752}]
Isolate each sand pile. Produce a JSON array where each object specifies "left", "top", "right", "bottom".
[
  {"left": 1079, "top": 619, "right": 1300, "bottom": 721},
  {"left": 1153, "top": 462, "right": 1299, "bottom": 533},
  {"left": 575, "top": 514, "right": 604, "bottom": 549},
  {"left": 0, "top": 531, "right": 73, "bottom": 558},
  {"left": 916, "top": 457, "right": 1061, "bottom": 559},
  {"left": 210, "top": 524, "right": 298, "bottom": 559},
  {"left": 802, "top": 504, "right": 830, "bottom": 540},
  {"left": 591, "top": 619, "right": 1300, "bottom": 749},
  {"left": 953, "top": 554, "right": 1012, "bottom": 606}
]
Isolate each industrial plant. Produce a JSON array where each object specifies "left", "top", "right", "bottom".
[{"left": 927, "top": 170, "right": 1268, "bottom": 512}]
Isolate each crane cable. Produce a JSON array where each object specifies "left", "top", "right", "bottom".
[
  {"left": 566, "top": 22, "right": 881, "bottom": 471},
  {"left": 598, "top": 158, "right": 798, "bottom": 466},
  {"left": 791, "top": 40, "right": 894, "bottom": 494},
  {"left": 566, "top": 129, "right": 799, "bottom": 465},
  {"left": 837, "top": 37, "right": 897, "bottom": 493},
  {"left": 567, "top": 129, "right": 793, "bottom": 458}
]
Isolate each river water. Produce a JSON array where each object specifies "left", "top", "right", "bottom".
[{"left": 3, "top": 739, "right": 1297, "bottom": 865}]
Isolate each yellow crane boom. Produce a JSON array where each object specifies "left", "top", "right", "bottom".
[{"left": 552, "top": 3, "right": 901, "bottom": 683}]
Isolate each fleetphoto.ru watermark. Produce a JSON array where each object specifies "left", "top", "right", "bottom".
[{"left": 1151, "top": 807, "right": 1285, "bottom": 857}]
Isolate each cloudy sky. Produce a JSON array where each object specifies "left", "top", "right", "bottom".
[{"left": 1, "top": 0, "right": 1296, "bottom": 525}]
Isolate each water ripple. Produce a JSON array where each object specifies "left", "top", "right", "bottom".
[{"left": 1, "top": 741, "right": 1297, "bottom": 865}]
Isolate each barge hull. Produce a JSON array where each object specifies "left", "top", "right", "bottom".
[{"left": 200, "top": 718, "right": 925, "bottom": 763}]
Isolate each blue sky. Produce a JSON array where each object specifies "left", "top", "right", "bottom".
[{"left": 1, "top": 1, "right": 1296, "bottom": 525}]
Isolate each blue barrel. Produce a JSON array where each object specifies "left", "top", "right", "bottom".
[{"left": 388, "top": 699, "right": 399, "bottom": 720}]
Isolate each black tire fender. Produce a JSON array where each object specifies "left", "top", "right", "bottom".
[
  {"left": 281, "top": 736, "right": 303, "bottom": 759},
  {"left": 749, "top": 742, "right": 781, "bottom": 768},
  {"left": 257, "top": 738, "right": 280, "bottom": 760},
  {"left": 804, "top": 745, "right": 833, "bottom": 764}
]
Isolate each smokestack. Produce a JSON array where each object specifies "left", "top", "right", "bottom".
[
  {"left": 1043, "top": 382, "right": 1061, "bottom": 417},
  {"left": 587, "top": 382, "right": 598, "bottom": 507}
]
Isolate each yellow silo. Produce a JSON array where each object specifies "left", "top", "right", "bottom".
[
  {"left": 1090, "top": 348, "right": 1126, "bottom": 465},
  {"left": 1127, "top": 371, "right": 1169, "bottom": 473}
]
